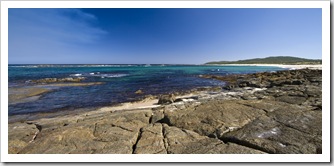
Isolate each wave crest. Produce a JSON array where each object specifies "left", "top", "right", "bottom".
[{"left": 70, "top": 73, "right": 129, "bottom": 78}]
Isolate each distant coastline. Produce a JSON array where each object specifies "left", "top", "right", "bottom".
[
  {"left": 205, "top": 64, "right": 322, "bottom": 70},
  {"left": 205, "top": 56, "right": 322, "bottom": 66}
]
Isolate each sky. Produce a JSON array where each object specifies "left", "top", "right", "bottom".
[{"left": 8, "top": 8, "right": 322, "bottom": 64}]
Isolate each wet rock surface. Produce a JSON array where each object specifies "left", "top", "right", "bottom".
[
  {"left": 9, "top": 82, "right": 104, "bottom": 105},
  {"left": 8, "top": 87, "right": 52, "bottom": 105},
  {"left": 8, "top": 69, "right": 322, "bottom": 154}
]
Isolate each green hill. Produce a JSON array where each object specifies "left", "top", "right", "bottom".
[{"left": 205, "top": 56, "right": 322, "bottom": 65}]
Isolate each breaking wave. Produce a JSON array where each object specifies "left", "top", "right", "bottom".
[{"left": 70, "top": 72, "right": 129, "bottom": 78}]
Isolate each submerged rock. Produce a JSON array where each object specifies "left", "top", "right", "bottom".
[
  {"left": 31, "top": 77, "right": 86, "bottom": 84},
  {"left": 8, "top": 87, "right": 52, "bottom": 105}
]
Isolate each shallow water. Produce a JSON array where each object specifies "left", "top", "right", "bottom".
[{"left": 8, "top": 64, "right": 285, "bottom": 115}]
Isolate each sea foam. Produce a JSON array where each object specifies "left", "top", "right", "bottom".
[{"left": 70, "top": 73, "right": 129, "bottom": 78}]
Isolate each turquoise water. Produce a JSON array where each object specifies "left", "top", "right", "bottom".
[{"left": 8, "top": 64, "right": 285, "bottom": 115}]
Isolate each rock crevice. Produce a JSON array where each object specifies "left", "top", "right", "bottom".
[{"left": 132, "top": 127, "right": 144, "bottom": 154}]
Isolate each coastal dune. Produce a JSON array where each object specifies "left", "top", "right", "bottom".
[{"left": 8, "top": 68, "right": 322, "bottom": 154}]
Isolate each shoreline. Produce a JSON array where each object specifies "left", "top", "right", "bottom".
[
  {"left": 8, "top": 68, "right": 322, "bottom": 154},
  {"left": 8, "top": 87, "right": 219, "bottom": 123},
  {"left": 205, "top": 64, "right": 322, "bottom": 70},
  {"left": 8, "top": 66, "right": 321, "bottom": 123}
]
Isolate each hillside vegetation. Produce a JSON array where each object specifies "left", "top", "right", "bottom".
[{"left": 205, "top": 56, "right": 322, "bottom": 65}]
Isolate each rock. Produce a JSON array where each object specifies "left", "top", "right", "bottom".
[
  {"left": 236, "top": 99, "right": 301, "bottom": 113},
  {"left": 195, "top": 86, "right": 222, "bottom": 92},
  {"left": 163, "top": 100, "right": 266, "bottom": 137},
  {"left": 150, "top": 109, "right": 165, "bottom": 124},
  {"left": 268, "top": 108, "right": 321, "bottom": 136},
  {"left": 221, "top": 114, "right": 321, "bottom": 154},
  {"left": 158, "top": 94, "right": 176, "bottom": 105},
  {"left": 290, "top": 79, "right": 304, "bottom": 85},
  {"left": 14, "top": 109, "right": 152, "bottom": 154},
  {"left": 241, "top": 94, "right": 257, "bottom": 100},
  {"left": 133, "top": 124, "right": 167, "bottom": 154},
  {"left": 223, "top": 85, "right": 236, "bottom": 90},
  {"left": 8, "top": 122, "right": 40, "bottom": 154},
  {"left": 31, "top": 77, "right": 86, "bottom": 84},
  {"left": 8, "top": 87, "right": 52, "bottom": 105},
  {"left": 238, "top": 78, "right": 262, "bottom": 88},
  {"left": 275, "top": 95, "right": 307, "bottom": 105},
  {"left": 305, "top": 85, "right": 322, "bottom": 97},
  {"left": 135, "top": 90, "right": 143, "bottom": 94},
  {"left": 162, "top": 124, "right": 265, "bottom": 154},
  {"left": 9, "top": 82, "right": 103, "bottom": 105},
  {"left": 42, "top": 82, "right": 104, "bottom": 87},
  {"left": 203, "top": 69, "right": 321, "bottom": 90}
]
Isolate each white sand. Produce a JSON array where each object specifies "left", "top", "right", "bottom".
[
  {"left": 212, "top": 64, "right": 322, "bottom": 70},
  {"left": 98, "top": 99, "right": 160, "bottom": 112},
  {"left": 83, "top": 93, "right": 198, "bottom": 117}
]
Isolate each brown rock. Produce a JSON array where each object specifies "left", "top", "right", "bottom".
[
  {"left": 163, "top": 100, "right": 266, "bottom": 138},
  {"left": 31, "top": 77, "right": 86, "bottom": 84},
  {"left": 158, "top": 94, "right": 176, "bottom": 104},
  {"left": 8, "top": 87, "right": 52, "bottom": 105},
  {"left": 133, "top": 124, "right": 167, "bottom": 154},
  {"left": 162, "top": 124, "right": 265, "bottom": 154},
  {"left": 221, "top": 114, "right": 321, "bottom": 154},
  {"left": 14, "top": 109, "right": 152, "bottom": 154},
  {"left": 8, "top": 122, "right": 40, "bottom": 154},
  {"left": 275, "top": 95, "right": 307, "bottom": 105}
]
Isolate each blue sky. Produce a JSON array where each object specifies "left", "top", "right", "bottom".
[{"left": 8, "top": 8, "right": 322, "bottom": 64}]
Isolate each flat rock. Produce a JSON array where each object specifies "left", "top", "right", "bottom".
[
  {"left": 162, "top": 124, "right": 265, "bottom": 154},
  {"left": 221, "top": 114, "right": 321, "bottom": 154},
  {"left": 14, "top": 109, "right": 152, "bottom": 154},
  {"left": 163, "top": 100, "right": 266, "bottom": 138},
  {"left": 8, "top": 122, "right": 40, "bottom": 154},
  {"left": 133, "top": 123, "right": 167, "bottom": 154},
  {"left": 8, "top": 87, "right": 52, "bottom": 105},
  {"left": 275, "top": 95, "right": 307, "bottom": 105},
  {"left": 235, "top": 99, "right": 303, "bottom": 113}
]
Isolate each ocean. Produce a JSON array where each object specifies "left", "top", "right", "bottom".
[{"left": 8, "top": 64, "right": 285, "bottom": 116}]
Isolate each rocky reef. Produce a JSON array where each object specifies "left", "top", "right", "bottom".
[
  {"left": 28, "top": 77, "right": 86, "bottom": 84},
  {"left": 8, "top": 69, "right": 322, "bottom": 154},
  {"left": 9, "top": 78, "right": 104, "bottom": 105}
]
